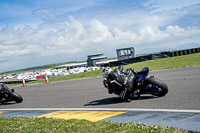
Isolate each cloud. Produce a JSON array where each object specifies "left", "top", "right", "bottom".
[
  {"left": 144, "top": 0, "right": 200, "bottom": 12},
  {"left": 0, "top": 16, "right": 200, "bottom": 72},
  {"left": 32, "top": 9, "right": 56, "bottom": 21},
  {"left": 0, "top": 0, "right": 200, "bottom": 72},
  {"left": 0, "top": 0, "right": 200, "bottom": 71}
]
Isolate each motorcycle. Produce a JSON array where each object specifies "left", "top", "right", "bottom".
[
  {"left": 0, "top": 83, "right": 23, "bottom": 105},
  {"left": 102, "top": 66, "right": 168, "bottom": 101}
]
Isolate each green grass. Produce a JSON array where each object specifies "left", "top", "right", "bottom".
[
  {"left": 0, "top": 117, "right": 187, "bottom": 133},
  {"left": 7, "top": 53, "right": 200, "bottom": 86},
  {"left": 123, "top": 52, "right": 200, "bottom": 71}
]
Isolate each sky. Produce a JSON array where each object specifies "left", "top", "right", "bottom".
[{"left": 0, "top": 0, "right": 200, "bottom": 72}]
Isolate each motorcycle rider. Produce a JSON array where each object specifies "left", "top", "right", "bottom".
[
  {"left": 0, "top": 83, "right": 7, "bottom": 92},
  {"left": 103, "top": 65, "right": 136, "bottom": 101},
  {"left": 0, "top": 83, "right": 7, "bottom": 104}
]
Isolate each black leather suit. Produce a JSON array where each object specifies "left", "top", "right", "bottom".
[{"left": 107, "top": 66, "right": 136, "bottom": 100}]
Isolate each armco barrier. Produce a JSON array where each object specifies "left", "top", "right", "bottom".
[
  {"left": 0, "top": 79, "right": 33, "bottom": 84},
  {"left": 109, "top": 47, "right": 200, "bottom": 67},
  {"left": 0, "top": 79, "right": 23, "bottom": 84}
]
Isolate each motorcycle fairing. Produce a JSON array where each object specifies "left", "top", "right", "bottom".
[{"left": 135, "top": 67, "right": 149, "bottom": 83}]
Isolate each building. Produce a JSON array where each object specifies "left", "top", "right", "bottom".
[
  {"left": 87, "top": 53, "right": 107, "bottom": 67},
  {"left": 116, "top": 47, "right": 135, "bottom": 60}
]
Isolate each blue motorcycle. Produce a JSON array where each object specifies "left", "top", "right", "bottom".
[{"left": 102, "top": 66, "right": 168, "bottom": 101}]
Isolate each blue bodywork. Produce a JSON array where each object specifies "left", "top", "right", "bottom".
[{"left": 136, "top": 67, "right": 149, "bottom": 83}]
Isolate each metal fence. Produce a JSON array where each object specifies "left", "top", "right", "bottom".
[
  {"left": 0, "top": 79, "right": 31, "bottom": 84},
  {"left": 109, "top": 47, "right": 200, "bottom": 67}
]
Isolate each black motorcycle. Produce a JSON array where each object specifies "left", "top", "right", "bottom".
[
  {"left": 0, "top": 83, "right": 23, "bottom": 105},
  {"left": 102, "top": 66, "right": 168, "bottom": 101}
]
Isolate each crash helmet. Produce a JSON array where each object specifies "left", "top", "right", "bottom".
[{"left": 102, "top": 67, "right": 112, "bottom": 78}]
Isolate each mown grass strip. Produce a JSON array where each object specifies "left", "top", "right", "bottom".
[
  {"left": 123, "top": 53, "right": 200, "bottom": 71},
  {"left": 8, "top": 53, "right": 200, "bottom": 86},
  {"left": 0, "top": 117, "right": 188, "bottom": 133}
]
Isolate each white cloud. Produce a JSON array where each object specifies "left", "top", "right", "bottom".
[
  {"left": 87, "top": 19, "right": 112, "bottom": 43},
  {"left": 166, "top": 25, "right": 185, "bottom": 36},
  {"left": 144, "top": 0, "right": 200, "bottom": 12},
  {"left": 0, "top": 16, "right": 200, "bottom": 72}
]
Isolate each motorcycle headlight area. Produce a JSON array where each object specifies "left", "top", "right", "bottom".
[
  {"left": 102, "top": 71, "right": 108, "bottom": 78},
  {"left": 102, "top": 67, "right": 112, "bottom": 79}
]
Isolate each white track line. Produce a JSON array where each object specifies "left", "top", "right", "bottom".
[{"left": 1, "top": 108, "right": 200, "bottom": 113}]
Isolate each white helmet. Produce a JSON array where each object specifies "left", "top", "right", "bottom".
[{"left": 102, "top": 67, "right": 112, "bottom": 78}]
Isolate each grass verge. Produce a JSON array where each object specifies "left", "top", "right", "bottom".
[
  {"left": 8, "top": 53, "right": 200, "bottom": 86},
  {"left": 123, "top": 53, "right": 200, "bottom": 71},
  {"left": 0, "top": 117, "right": 188, "bottom": 133}
]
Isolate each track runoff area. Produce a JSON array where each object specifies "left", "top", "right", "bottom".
[{"left": 1, "top": 67, "right": 200, "bottom": 132}]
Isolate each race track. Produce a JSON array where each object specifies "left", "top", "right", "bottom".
[{"left": 1, "top": 66, "right": 200, "bottom": 110}]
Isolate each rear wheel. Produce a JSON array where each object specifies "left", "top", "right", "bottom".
[
  {"left": 9, "top": 92, "right": 23, "bottom": 103},
  {"left": 143, "top": 78, "right": 168, "bottom": 97}
]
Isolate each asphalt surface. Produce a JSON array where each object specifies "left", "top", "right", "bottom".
[{"left": 1, "top": 66, "right": 200, "bottom": 110}]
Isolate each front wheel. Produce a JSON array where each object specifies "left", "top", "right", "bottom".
[
  {"left": 9, "top": 92, "right": 23, "bottom": 103},
  {"left": 143, "top": 78, "right": 168, "bottom": 97}
]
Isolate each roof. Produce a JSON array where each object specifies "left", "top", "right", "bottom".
[
  {"left": 91, "top": 56, "right": 107, "bottom": 60},
  {"left": 96, "top": 59, "right": 118, "bottom": 65},
  {"left": 87, "top": 53, "right": 103, "bottom": 57},
  {"left": 116, "top": 47, "right": 134, "bottom": 51},
  {"left": 55, "top": 62, "right": 87, "bottom": 68}
]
